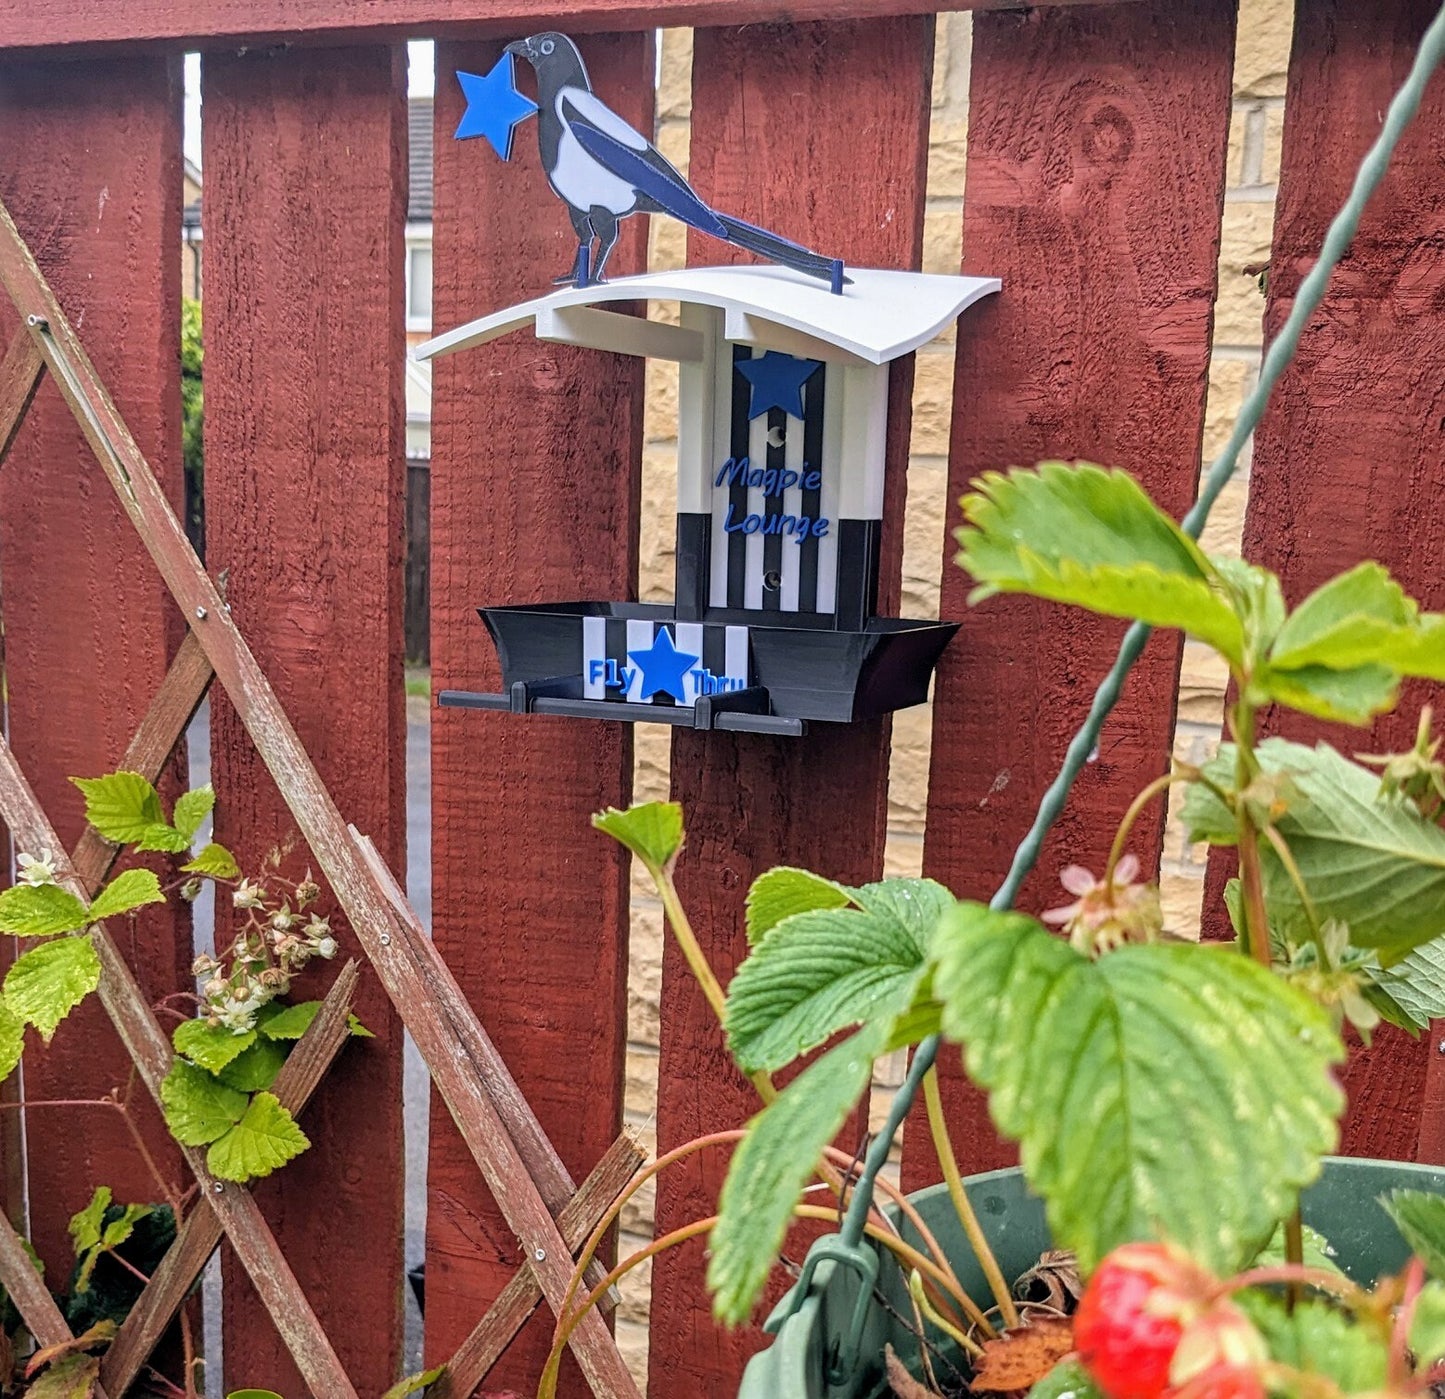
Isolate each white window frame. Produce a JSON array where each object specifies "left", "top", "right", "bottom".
[{"left": 405, "top": 222, "right": 434, "bottom": 333}]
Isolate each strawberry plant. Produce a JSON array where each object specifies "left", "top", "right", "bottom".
[{"left": 583, "top": 462, "right": 1445, "bottom": 1397}]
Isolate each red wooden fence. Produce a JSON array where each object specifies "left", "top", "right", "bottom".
[{"left": 2, "top": 1, "right": 1444, "bottom": 1394}]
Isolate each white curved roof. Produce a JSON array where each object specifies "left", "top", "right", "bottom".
[{"left": 412, "top": 264, "right": 1000, "bottom": 367}]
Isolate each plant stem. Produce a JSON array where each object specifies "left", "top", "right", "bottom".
[
  {"left": 922, "top": 1066, "right": 1017, "bottom": 1330},
  {"left": 1104, "top": 770, "right": 1196, "bottom": 886},
  {"left": 908, "top": 1269, "right": 984, "bottom": 1360},
  {"left": 1283, "top": 1209, "right": 1305, "bottom": 1309},
  {"left": 1230, "top": 702, "right": 1274, "bottom": 969}
]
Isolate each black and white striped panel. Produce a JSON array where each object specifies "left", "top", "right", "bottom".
[
  {"left": 707, "top": 347, "right": 838, "bottom": 615},
  {"left": 581, "top": 618, "right": 749, "bottom": 708}
]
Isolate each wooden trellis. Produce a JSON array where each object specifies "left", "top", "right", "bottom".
[{"left": 0, "top": 193, "right": 646, "bottom": 1399}]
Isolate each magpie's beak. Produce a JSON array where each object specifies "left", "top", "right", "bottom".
[{"left": 505, "top": 38, "right": 535, "bottom": 62}]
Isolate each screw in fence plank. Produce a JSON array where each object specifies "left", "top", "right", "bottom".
[
  {"left": 199, "top": 44, "right": 409, "bottom": 1396},
  {"left": 426, "top": 32, "right": 649, "bottom": 1395},
  {"left": 651, "top": 19, "right": 933, "bottom": 1393},
  {"left": 432, "top": 1130, "right": 646, "bottom": 1399},
  {"left": 0, "top": 53, "right": 192, "bottom": 1281},
  {"left": 1191, "top": 0, "right": 1445, "bottom": 1165},
  {"left": 102, "top": 960, "right": 360, "bottom": 1397},
  {"left": 0, "top": 0, "right": 1152, "bottom": 60},
  {"left": 0, "top": 736, "right": 360, "bottom": 1398},
  {"left": 0, "top": 326, "right": 42, "bottom": 465},
  {"left": 912, "top": 0, "right": 1239, "bottom": 1190},
  {"left": 0, "top": 194, "right": 641, "bottom": 1399}
]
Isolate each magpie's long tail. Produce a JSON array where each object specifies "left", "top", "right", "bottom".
[{"left": 714, "top": 213, "right": 851, "bottom": 290}]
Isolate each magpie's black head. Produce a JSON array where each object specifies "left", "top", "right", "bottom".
[{"left": 505, "top": 32, "right": 586, "bottom": 80}]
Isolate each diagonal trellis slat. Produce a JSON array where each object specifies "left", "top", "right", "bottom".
[
  {"left": 0, "top": 326, "right": 41, "bottom": 465},
  {"left": 0, "top": 190, "right": 641, "bottom": 1399}
]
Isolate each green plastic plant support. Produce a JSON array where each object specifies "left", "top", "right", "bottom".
[
  {"left": 766, "top": 1233, "right": 881, "bottom": 1387},
  {"left": 826, "top": 0, "right": 1445, "bottom": 1342}
]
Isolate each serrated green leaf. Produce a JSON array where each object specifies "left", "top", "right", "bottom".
[
  {"left": 591, "top": 802, "right": 683, "bottom": 872},
  {"left": 380, "top": 1365, "right": 446, "bottom": 1399},
  {"left": 724, "top": 881, "right": 944, "bottom": 1073},
  {"left": 1234, "top": 1290, "right": 1387, "bottom": 1392},
  {"left": 159, "top": 1060, "right": 248, "bottom": 1146},
  {"left": 955, "top": 463, "right": 1246, "bottom": 666},
  {"left": 100, "top": 1203, "right": 152, "bottom": 1251},
  {"left": 172, "top": 785, "right": 215, "bottom": 842},
  {"left": 88, "top": 868, "right": 165, "bottom": 923},
  {"left": 130, "top": 823, "right": 190, "bottom": 855},
  {"left": 181, "top": 842, "right": 241, "bottom": 879},
  {"left": 1249, "top": 1221, "right": 1342, "bottom": 1274},
  {"left": 174, "top": 1019, "right": 257, "bottom": 1073},
  {"left": 254, "top": 1000, "right": 371, "bottom": 1040},
  {"left": 0, "top": 884, "right": 90, "bottom": 937},
  {"left": 0, "top": 998, "right": 24, "bottom": 1083},
  {"left": 68, "top": 1188, "right": 112, "bottom": 1255},
  {"left": 709, "top": 1021, "right": 886, "bottom": 1324},
  {"left": 933, "top": 905, "right": 1344, "bottom": 1273},
  {"left": 217, "top": 1038, "right": 286, "bottom": 1093},
  {"left": 1028, "top": 1360, "right": 1103, "bottom": 1399},
  {"left": 207, "top": 1093, "right": 310, "bottom": 1182},
  {"left": 1363, "top": 938, "right": 1445, "bottom": 1032},
  {"left": 5, "top": 938, "right": 101, "bottom": 1041},
  {"left": 1412, "top": 1281, "right": 1445, "bottom": 1366},
  {"left": 1191, "top": 739, "right": 1445, "bottom": 956},
  {"left": 1383, "top": 1189, "right": 1445, "bottom": 1277},
  {"left": 744, "top": 867, "right": 851, "bottom": 946},
  {"left": 26, "top": 1352, "right": 100, "bottom": 1399},
  {"left": 1260, "top": 662, "right": 1401, "bottom": 725},
  {"left": 72, "top": 771, "right": 166, "bottom": 842}
]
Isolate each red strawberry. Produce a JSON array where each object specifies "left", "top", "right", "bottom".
[{"left": 1074, "top": 1245, "right": 1265, "bottom": 1399}]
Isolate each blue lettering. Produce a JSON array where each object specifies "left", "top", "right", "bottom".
[
  {"left": 714, "top": 456, "right": 749, "bottom": 489},
  {"left": 802, "top": 469, "right": 821, "bottom": 491},
  {"left": 589, "top": 659, "right": 607, "bottom": 685},
  {"left": 811, "top": 517, "right": 829, "bottom": 538}
]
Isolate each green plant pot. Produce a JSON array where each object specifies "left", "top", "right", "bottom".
[{"left": 737, "top": 1156, "right": 1445, "bottom": 1399}]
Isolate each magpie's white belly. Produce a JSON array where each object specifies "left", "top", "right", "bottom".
[{"left": 550, "top": 128, "right": 637, "bottom": 217}]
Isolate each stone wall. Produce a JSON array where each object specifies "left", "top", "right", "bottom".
[{"left": 616, "top": 4, "right": 1293, "bottom": 1380}]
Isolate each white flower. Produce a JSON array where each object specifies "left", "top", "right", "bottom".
[
  {"left": 232, "top": 879, "right": 265, "bottom": 910},
  {"left": 16, "top": 852, "right": 57, "bottom": 887},
  {"left": 315, "top": 935, "right": 339, "bottom": 960},
  {"left": 269, "top": 909, "right": 297, "bottom": 932},
  {"left": 215, "top": 998, "right": 256, "bottom": 1033}
]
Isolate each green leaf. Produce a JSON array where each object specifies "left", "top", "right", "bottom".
[
  {"left": 591, "top": 802, "right": 683, "bottom": 872},
  {"left": 5, "top": 937, "right": 101, "bottom": 1041},
  {"left": 708, "top": 1022, "right": 885, "bottom": 1324},
  {"left": 1383, "top": 1189, "right": 1445, "bottom": 1277},
  {"left": 181, "top": 842, "right": 241, "bottom": 879},
  {"left": 172, "top": 784, "right": 215, "bottom": 842},
  {"left": 159, "top": 1060, "right": 248, "bottom": 1146},
  {"left": 216, "top": 1038, "right": 286, "bottom": 1093},
  {"left": 1234, "top": 1290, "right": 1386, "bottom": 1391},
  {"left": 68, "top": 1187, "right": 112, "bottom": 1255},
  {"left": 88, "top": 868, "right": 165, "bottom": 923},
  {"left": 1411, "top": 1281, "right": 1445, "bottom": 1366},
  {"left": 724, "top": 879, "right": 949, "bottom": 1073},
  {"left": 380, "top": 1366, "right": 446, "bottom": 1399},
  {"left": 933, "top": 905, "right": 1344, "bottom": 1274},
  {"left": 1363, "top": 939, "right": 1445, "bottom": 1032},
  {"left": 0, "top": 998, "right": 25, "bottom": 1083},
  {"left": 1249, "top": 1221, "right": 1342, "bottom": 1274},
  {"left": 255, "top": 1000, "right": 372, "bottom": 1040},
  {"left": 955, "top": 463, "right": 1246, "bottom": 666},
  {"left": 26, "top": 1353, "right": 101, "bottom": 1399},
  {"left": 207, "top": 1093, "right": 310, "bottom": 1182},
  {"left": 1193, "top": 739, "right": 1445, "bottom": 957},
  {"left": 0, "top": 884, "right": 89, "bottom": 937},
  {"left": 227, "top": 1393, "right": 286, "bottom": 1399},
  {"left": 1028, "top": 1360, "right": 1104, "bottom": 1399},
  {"left": 1260, "top": 662, "right": 1401, "bottom": 725},
  {"left": 174, "top": 1019, "right": 257, "bottom": 1073},
  {"left": 744, "top": 867, "right": 851, "bottom": 946},
  {"left": 100, "top": 1202, "right": 152, "bottom": 1251},
  {"left": 71, "top": 772, "right": 166, "bottom": 843}
]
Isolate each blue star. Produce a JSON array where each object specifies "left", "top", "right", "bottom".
[
  {"left": 454, "top": 56, "right": 539, "bottom": 161},
  {"left": 735, "top": 351, "right": 823, "bottom": 420},
  {"left": 628, "top": 628, "right": 700, "bottom": 703}
]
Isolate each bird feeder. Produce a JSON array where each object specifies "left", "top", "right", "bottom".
[{"left": 416, "top": 264, "right": 999, "bottom": 736}]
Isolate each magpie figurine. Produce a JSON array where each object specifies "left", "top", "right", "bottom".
[{"left": 504, "top": 32, "right": 849, "bottom": 293}]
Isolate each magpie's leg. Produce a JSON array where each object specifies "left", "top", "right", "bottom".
[
  {"left": 556, "top": 207, "right": 595, "bottom": 286},
  {"left": 589, "top": 209, "right": 621, "bottom": 284}
]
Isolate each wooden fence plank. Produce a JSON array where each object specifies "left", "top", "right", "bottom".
[
  {"left": 0, "top": 0, "right": 1147, "bottom": 60},
  {"left": 0, "top": 54, "right": 190, "bottom": 1277},
  {"left": 652, "top": 20, "right": 933, "bottom": 1393},
  {"left": 201, "top": 46, "right": 408, "bottom": 1396},
  {"left": 912, "top": 0, "right": 1237, "bottom": 1188},
  {"left": 1198, "top": 0, "right": 1445, "bottom": 1165},
  {"left": 425, "top": 34, "right": 649, "bottom": 1395},
  {"left": 0, "top": 327, "right": 43, "bottom": 465}
]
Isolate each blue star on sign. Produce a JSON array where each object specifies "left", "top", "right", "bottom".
[
  {"left": 628, "top": 628, "right": 700, "bottom": 703},
  {"left": 736, "top": 351, "right": 823, "bottom": 420},
  {"left": 454, "top": 55, "right": 539, "bottom": 161}
]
